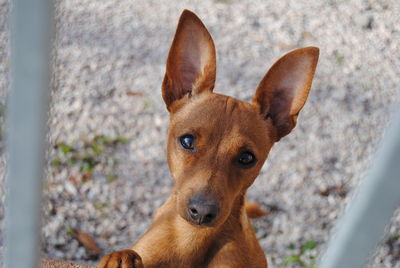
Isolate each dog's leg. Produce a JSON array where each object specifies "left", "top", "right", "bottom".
[
  {"left": 207, "top": 241, "right": 268, "bottom": 268},
  {"left": 97, "top": 249, "right": 143, "bottom": 268}
]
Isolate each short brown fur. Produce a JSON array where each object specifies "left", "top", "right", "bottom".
[{"left": 99, "top": 9, "right": 319, "bottom": 268}]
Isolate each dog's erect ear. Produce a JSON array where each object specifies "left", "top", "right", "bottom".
[
  {"left": 253, "top": 47, "right": 319, "bottom": 141},
  {"left": 162, "top": 10, "right": 216, "bottom": 111}
]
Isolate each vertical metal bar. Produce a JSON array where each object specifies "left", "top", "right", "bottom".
[
  {"left": 319, "top": 109, "right": 400, "bottom": 268},
  {"left": 5, "top": 0, "right": 52, "bottom": 268}
]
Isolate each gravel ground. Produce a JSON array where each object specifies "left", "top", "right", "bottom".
[{"left": 0, "top": 0, "right": 400, "bottom": 267}]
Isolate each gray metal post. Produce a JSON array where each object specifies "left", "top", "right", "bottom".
[
  {"left": 5, "top": 0, "right": 53, "bottom": 268},
  {"left": 319, "top": 109, "right": 400, "bottom": 268}
]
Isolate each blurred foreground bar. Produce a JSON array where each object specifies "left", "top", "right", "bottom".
[
  {"left": 319, "top": 109, "right": 400, "bottom": 267},
  {"left": 41, "top": 258, "right": 94, "bottom": 268},
  {"left": 5, "top": 0, "right": 53, "bottom": 267}
]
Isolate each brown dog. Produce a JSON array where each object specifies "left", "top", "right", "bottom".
[{"left": 98, "top": 9, "right": 319, "bottom": 268}]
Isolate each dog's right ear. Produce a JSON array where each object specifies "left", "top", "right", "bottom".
[{"left": 162, "top": 10, "right": 216, "bottom": 111}]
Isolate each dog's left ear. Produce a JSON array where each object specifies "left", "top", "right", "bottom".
[
  {"left": 253, "top": 47, "right": 319, "bottom": 141},
  {"left": 162, "top": 10, "right": 216, "bottom": 111}
]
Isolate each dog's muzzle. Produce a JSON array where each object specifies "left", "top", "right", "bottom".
[{"left": 187, "top": 193, "right": 220, "bottom": 226}]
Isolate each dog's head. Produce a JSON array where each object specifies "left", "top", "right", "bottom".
[{"left": 162, "top": 10, "right": 319, "bottom": 227}]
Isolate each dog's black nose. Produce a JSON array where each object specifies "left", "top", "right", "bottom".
[{"left": 188, "top": 195, "right": 219, "bottom": 225}]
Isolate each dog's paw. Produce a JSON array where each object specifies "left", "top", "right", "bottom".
[{"left": 98, "top": 249, "right": 143, "bottom": 268}]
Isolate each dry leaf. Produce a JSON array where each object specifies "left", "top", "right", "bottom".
[
  {"left": 82, "top": 172, "right": 92, "bottom": 183},
  {"left": 126, "top": 91, "right": 144, "bottom": 96},
  {"left": 318, "top": 188, "right": 330, "bottom": 196},
  {"left": 336, "top": 184, "right": 347, "bottom": 199},
  {"left": 73, "top": 229, "right": 101, "bottom": 256},
  {"left": 245, "top": 202, "right": 270, "bottom": 219},
  {"left": 318, "top": 184, "right": 347, "bottom": 198},
  {"left": 68, "top": 176, "right": 80, "bottom": 185}
]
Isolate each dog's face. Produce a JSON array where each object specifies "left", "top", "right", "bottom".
[
  {"left": 162, "top": 10, "right": 319, "bottom": 227},
  {"left": 167, "top": 93, "right": 274, "bottom": 226}
]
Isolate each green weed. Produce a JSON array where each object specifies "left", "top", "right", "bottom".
[
  {"left": 283, "top": 240, "right": 318, "bottom": 267},
  {"left": 333, "top": 51, "right": 345, "bottom": 65},
  {"left": 51, "top": 134, "right": 129, "bottom": 182}
]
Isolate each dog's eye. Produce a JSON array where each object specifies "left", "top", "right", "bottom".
[
  {"left": 238, "top": 152, "right": 256, "bottom": 167},
  {"left": 179, "top": 134, "right": 195, "bottom": 150}
]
